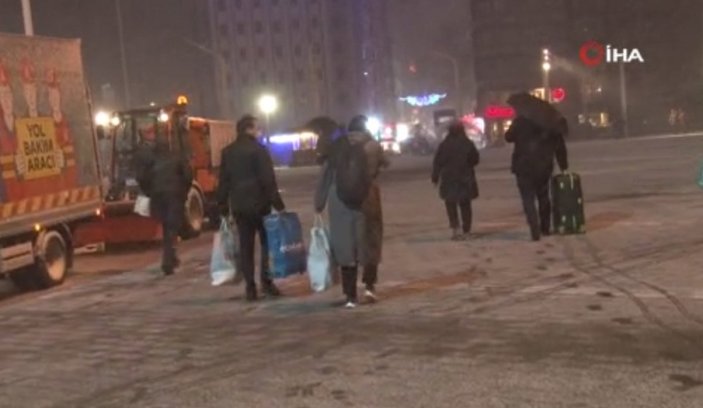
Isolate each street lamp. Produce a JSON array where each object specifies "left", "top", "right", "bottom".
[
  {"left": 431, "top": 51, "right": 462, "bottom": 113},
  {"left": 542, "top": 49, "right": 552, "bottom": 102},
  {"left": 182, "top": 38, "right": 230, "bottom": 119},
  {"left": 258, "top": 94, "right": 279, "bottom": 134},
  {"left": 21, "top": 0, "right": 34, "bottom": 35}
]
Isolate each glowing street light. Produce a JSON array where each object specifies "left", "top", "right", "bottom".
[
  {"left": 541, "top": 49, "right": 552, "bottom": 102},
  {"left": 258, "top": 94, "right": 279, "bottom": 132},
  {"left": 258, "top": 94, "right": 279, "bottom": 116},
  {"left": 366, "top": 116, "right": 382, "bottom": 136},
  {"left": 95, "top": 111, "right": 110, "bottom": 127}
]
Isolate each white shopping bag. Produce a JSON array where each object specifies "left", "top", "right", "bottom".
[
  {"left": 307, "top": 215, "right": 333, "bottom": 293},
  {"left": 210, "top": 219, "right": 241, "bottom": 286},
  {"left": 134, "top": 195, "right": 151, "bottom": 217}
]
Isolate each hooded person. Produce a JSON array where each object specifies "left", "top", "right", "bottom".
[
  {"left": 432, "top": 122, "right": 480, "bottom": 240},
  {"left": 315, "top": 115, "right": 388, "bottom": 308}
]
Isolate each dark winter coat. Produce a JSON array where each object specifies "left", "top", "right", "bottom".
[
  {"left": 217, "top": 135, "right": 285, "bottom": 217},
  {"left": 432, "top": 133, "right": 480, "bottom": 203},
  {"left": 136, "top": 143, "right": 192, "bottom": 200},
  {"left": 505, "top": 116, "right": 568, "bottom": 180},
  {"left": 315, "top": 131, "right": 388, "bottom": 267}
]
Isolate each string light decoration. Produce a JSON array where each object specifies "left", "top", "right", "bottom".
[{"left": 399, "top": 93, "right": 447, "bottom": 107}]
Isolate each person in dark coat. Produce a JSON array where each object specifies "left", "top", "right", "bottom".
[
  {"left": 432, "top": 122, "right": 480, "bottom": 240},
  {"left": 218, "top": 115, "right": 285, "bottom": 301},
  {"left": 505, "top": 115, "right": 568, "bottom": 241},
  {"left": 136, "top": 136, "right": 193, "bottom": 275},
  {"left": 315, "top": 115, "right": 388, "bottom": 308}
]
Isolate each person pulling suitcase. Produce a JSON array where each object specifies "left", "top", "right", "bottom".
[{"left": 505, "top": 115, "right": 569, "bottom": 241}]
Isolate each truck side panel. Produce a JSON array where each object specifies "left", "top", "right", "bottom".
[{"left": 0, "top": 34, "right": 101, "bottom": 239}]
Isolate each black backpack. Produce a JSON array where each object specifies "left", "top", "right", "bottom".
[{"left": 333, "top": 137, "right": 371, "bottom": 210}]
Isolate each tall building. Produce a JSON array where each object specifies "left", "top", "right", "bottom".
[
  {"left": 471, "top": 0, "right": 703, "bottom": 135},
  {"left": 207, "top": 0, "right": 396, "bottom": 129}
]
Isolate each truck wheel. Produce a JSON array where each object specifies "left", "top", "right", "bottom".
[
  {"left": 32, "top": 230, "right": 68, "bottom": 289},
  {"left": 206, "top": 206, "right": 221, "bottom": 230},
  {"left": 181, "top": 187, "right": 204, "bottom": 239},
  {"left": 9, "top": 268, "right": 38, "bottom": 292}
]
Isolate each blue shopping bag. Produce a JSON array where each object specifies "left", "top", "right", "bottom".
[{"left": 264, "top": 212, "right": 307, "bottom": 279}]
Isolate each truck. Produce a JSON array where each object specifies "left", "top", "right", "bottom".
[
  {"left": 72, "top": 99, "right": 236, "bottom": 247},
  {"left": 0, "top": 33, "right": 103, "bottom": 289}
]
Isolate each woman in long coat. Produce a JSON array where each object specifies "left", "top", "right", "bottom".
[
  {"left": 315, "top": 116, "right": 388, "bottom": 308},
  {"left": 432, "top": 122, "right": 480, "bottom": 240}
]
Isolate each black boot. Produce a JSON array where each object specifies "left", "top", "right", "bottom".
[
  {"left": 341, "top": 266, "right": 358, "bottom": 307},
  {"left": 262, "top": 281, "right": 281, "bottom": 298},
  {"left": 245, "top": 284, "right": 258, "bottom": 302}
]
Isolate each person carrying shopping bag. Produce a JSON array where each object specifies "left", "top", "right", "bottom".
[
  {"left": 315, "top": 115, "right": 388, "bottom": 308},
  {"left": 217, "top": 115, "right": 286, "bottom": 301}
]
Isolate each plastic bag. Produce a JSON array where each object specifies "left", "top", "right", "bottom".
[
  {"left": 264, "top": 212, "right": 307, "bottom": 279},
  {"left": 307, "top": 215, "right": 333, "bottom": 293},
  {"left": 134, "top": 195, "right": 151, "bottom": 217},
  {"left": 210, "top": 219, "right": 241, "bottom": 286}
]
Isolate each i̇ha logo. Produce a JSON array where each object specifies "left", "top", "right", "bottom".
[{"left": 579, "top": 41, "right": 645, "bottom": 67}]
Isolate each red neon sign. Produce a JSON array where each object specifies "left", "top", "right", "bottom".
[
  {"left": 551, "top": 87, "right": 566, "bottom": 103},
  {"left": 485, "top": 105, "right": 515, "bottom": 120}
]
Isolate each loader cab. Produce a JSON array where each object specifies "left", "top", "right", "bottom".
[{"left": 102, "top": 100, "right": 191, "bottom": 202}]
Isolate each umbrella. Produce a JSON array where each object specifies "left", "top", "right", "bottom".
[
  {"left": 305, "top": 116, "right": 341, "bottom": 163},
  {"left": 507, "top": 92, "right": 564, "bottom": 132}
]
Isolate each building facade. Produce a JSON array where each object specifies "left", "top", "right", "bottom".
[{"left": 208, "top": 0, "right": 396, "bottom": 130}]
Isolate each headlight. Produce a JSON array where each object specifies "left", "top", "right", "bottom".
[{"left": 95, "top": 111, "right": 110, "bottom": 127}]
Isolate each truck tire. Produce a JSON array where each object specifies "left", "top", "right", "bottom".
[
  {"left": 9, "top": 268, "right": 38, "bottom": 292},
  {"left": 181, "top": 187, "right": 204, "bottom": 239},
  {"left": 32, "top": 230, "right": 68, "bottom": 289}
]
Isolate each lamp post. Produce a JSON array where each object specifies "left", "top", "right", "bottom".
[
  {"left": 115, "top": 0, "right": 131, "bottom": 107},
  {"left": 431, "top": 51, "right": 462, "bottom": 113},
  {"left": 21, "top": 0, "right": 33, "bottom": 35},
  {"left": 542, "top": 49, "right": 552, "bottom": 102},
  {"left": 258, "top": 94, "right": 279, "bottom": 136},
  {"left": 183, "top": 38, "right": 229, "bottom": 119}
]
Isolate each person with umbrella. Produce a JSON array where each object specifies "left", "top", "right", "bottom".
[{"left": 505, "top": 93, "right": 568, "bottom": 241}]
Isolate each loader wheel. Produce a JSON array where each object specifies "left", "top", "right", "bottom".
[
  {"left": 181, "top": 187, "right": 204, "bottom": 239},
  {"left": 32, "top": 230, "right": 69, "bottom": 289},
  {"left": 9, "top": 268, "right": 38, "bottom": 292}
]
